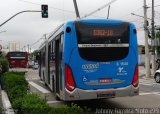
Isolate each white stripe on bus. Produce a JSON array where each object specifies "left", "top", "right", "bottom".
[
  {"left": 78, "top": 44, "right": 129, "bottom": 48},
  {"left": 10, "top": 57, "right": 25, "bottom": 59}
]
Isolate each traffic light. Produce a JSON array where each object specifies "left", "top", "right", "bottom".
[{"left": 41, "top": 5, "right": 48, "bottom": 18}]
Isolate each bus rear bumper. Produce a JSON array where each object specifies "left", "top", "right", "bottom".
[{"left": 63, "top": 85, "right": 139, "bottom": 101}]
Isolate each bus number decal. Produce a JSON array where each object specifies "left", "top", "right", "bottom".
[
  {"left": 82, "top": 63, "right": 99, "bottom": 69},
  {"left": 117, "top": 67, "right": 127, "bottom": 76}
]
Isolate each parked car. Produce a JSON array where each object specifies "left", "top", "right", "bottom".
[
  {"left": 32, "top": 62, "right": 39, "bottom": 69},
  {"left": 28, "top": 61, "right": 34, "bottom": 68},
  {"left": 154, "top": 69, "right": 160, "bottom": 83}
]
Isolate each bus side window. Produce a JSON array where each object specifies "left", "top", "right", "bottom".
[
  {"left": 48, "top": 44, "right": 51, "bottom": 60},
  {"left": 52, "top": 41, "right": 55, "bottom": 61}
]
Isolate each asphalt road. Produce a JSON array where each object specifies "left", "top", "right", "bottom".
[{"left": 22, "top": 67, "right": 160, "bottom": 114}]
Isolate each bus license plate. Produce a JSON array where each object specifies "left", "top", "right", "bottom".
[
  {"left": 99, "top": 78, "right": 112, "bottom": 83},
  {"left": 97, "top": 92, "right": 115, "bottom": 98}
]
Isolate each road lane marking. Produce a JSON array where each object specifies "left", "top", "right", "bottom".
[
  {"left": 151, "top": 92, "right": 160, "bottom": 95},
  {"left": 139, "top": 83, "right": 153, "bottom": 86},
  {"left": 139, "top": 79, "right": 158, "bottom": 86},
  {"left": 139, "top": 82, "right": 158, "bottom": 86},
  {"left": 47, "top": 101, "right": 63, "bottom": 104},
  {"left": 139, "top": 92, "right": 152, "bottom": 95},
  {"left": 29, "top": 81, "right": 50, "bottom": 93},
  {"left": 140, "top": 92, "right": 160, "bottom": 96},
  {"left": 26, "top": 77, "right": 40, "bottom": 81},
  {"left": 39, "top": 80, "right": 45, "bottom": 84}
]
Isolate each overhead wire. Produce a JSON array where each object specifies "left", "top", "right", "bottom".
[
  {"left": 81, "top": 0, "right": 119, "bottom": 18},
  {"left": 118, "top": 0, "right": 160, "bottom": 19},
  {"left": 17, "top": 0, "right": 106, "bottom": 19},
  {"left": 17, "top": 0, "right": 160, "bottom": 44},
  {"left": 17, "top": 0, "right": 74, "bottom": 14}
]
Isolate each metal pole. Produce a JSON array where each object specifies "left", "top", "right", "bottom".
[
  {"left": 107, "top": 5, "right": 110, "bottom": 19},
  {"left": 144, "top": 0, "right": 151, "bottom": 78},
  {"left": 73, "top": 0, "right": 80, "bottom": 20},
  {"left": 0, "top": 31, "right": 6, "bottom": 34},
  {"left": 0, "top": 10, "right": 41, "bottom": 27},
  {"left": 151, "top": 0, "right": 156, "bottom": 76},
  {"left": 28, "top": 44, "right": 30, "bottom": 53}
]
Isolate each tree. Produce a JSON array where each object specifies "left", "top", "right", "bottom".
[{"left": 31, "top": 50, "right": 40, "bottom": 62}]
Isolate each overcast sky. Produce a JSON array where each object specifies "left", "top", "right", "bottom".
[{"left": 0, "top": 0, "right": 160, "bottom": 51}]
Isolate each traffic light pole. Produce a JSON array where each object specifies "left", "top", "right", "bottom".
[{"left": 0, "top": 10, "right": 41, "bottom": 27}]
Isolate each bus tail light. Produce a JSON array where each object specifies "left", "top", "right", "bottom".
[
  {"left": 65, "top": 64, "right": 75, "bottom": 91},
  {"left": 132, "top": 64, "right": 139, "bottom": 87}
]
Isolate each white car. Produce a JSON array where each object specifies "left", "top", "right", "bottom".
[
  {"left": 32, "top": 63, "right": 39, "bottom": 69},
  {"left": 155, "top": 69, "right": 160, "bottom": 83},
  {"left": 28, "top": 61, "right": 34, "bottom": 68}
]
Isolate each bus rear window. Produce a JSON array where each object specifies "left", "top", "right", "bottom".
[
  {"left": 75, "top": 22, "right": 130, "bottom": 62},
  {"left": 9, "top": 52, "right": 26, "bottom": 59}
]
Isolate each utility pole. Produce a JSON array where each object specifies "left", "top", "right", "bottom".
[
  {"left": 151, "top": 0, "right": 156, "bottom": 76},
  {"left": 144, "top": 0, "right": 151, "bottom": 78},
  {"left": 28, "top": 44, "right": 30, "bottom": 53}
]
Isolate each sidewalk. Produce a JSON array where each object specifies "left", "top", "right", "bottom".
[
  {"left": 0, "top": 87, "right": 15, "bottom": 114},
  {"left": 139, "top": 66, "right": 155, "bottom": 81},
  {"left": 0, "top": 89, "right": 2, "bottom": 113},
  {"left": 139, "top": 66, "right": 146, "bottom": 77}
]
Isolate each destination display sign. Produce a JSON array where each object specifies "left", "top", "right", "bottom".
[
  {"left": 75, "top": 22, "right": 130, "bottom": 44},
  {"left": 92, "top": 29, "right": 113, "bottom": 37}
]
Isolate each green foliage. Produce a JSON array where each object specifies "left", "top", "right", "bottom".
[
  {"left": 47, "top": 103, "right": 86, "bottom": 114},
  {"left": 8, "top": 85, "right": 28, "bottom": 102},
  {"left": 32, "top": 50, "right": 39, "bottom": 56},
  {"left": 156, "top": 32, "right": 160, "bottom": 38},
  {"left": 66, "top": 103, "right": 86, "bottom": 114},
  {"left": 20, "top": 94, "right": 50, "bottom": 114},
  {"left": 2, "top": 72, "right": 87, "bottom": 114},
  {"left": 2, "top": 72, "right": 28, "bottom": 101},
  {"left": 12, "top": 97, "right": 23, "bottom": 111},
  {"left": 0, "top": 58, "right": 9, "bottom": 73}
]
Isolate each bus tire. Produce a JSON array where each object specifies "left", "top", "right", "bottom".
[
  {"left": 45, "top": 83, "right": 47, "bottom": 86},
  {"left": 55, "top": 94, "right": 60, "bottom": 101}
]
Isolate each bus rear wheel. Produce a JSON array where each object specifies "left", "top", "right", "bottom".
[{"left": 55, "top": 93, "right": 60, "bottom": 101}]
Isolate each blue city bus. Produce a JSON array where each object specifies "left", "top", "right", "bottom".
[{"left": 39, "top": 19, "right": 139, "bottom": 101}]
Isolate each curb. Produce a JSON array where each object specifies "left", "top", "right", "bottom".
[{"left": 1, "top": 89, "right": 15, "bottom": 114}]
